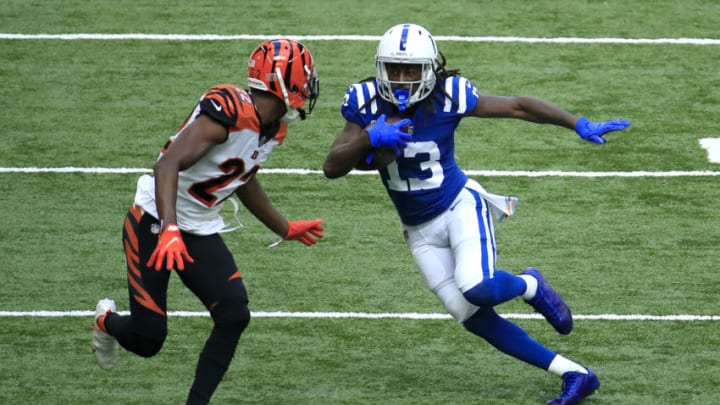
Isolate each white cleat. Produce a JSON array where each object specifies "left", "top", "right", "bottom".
[{"left": 92, "top": 298, "right": 119, "bottom": 370}]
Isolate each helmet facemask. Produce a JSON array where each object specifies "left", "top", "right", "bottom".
[
  {"left": 277, "top": 66, "right": 319, "bottom": 123},
  {"left": 376, "top": 60, "right": 436, "bottom": 111}
]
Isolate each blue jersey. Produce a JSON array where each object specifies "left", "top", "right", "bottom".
[{"left": 341, "top": 76, "right": 480, "bottom": 225}]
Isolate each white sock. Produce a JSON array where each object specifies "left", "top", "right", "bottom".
[
  {"left": 547, "top": 355, "right": 588, "bottom": 377},
  {"left": 519, "top": 274, "right": 538, "bottom": 300}
]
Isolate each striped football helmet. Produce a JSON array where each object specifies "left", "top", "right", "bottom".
[
  {"left": 376, "top": 23, "right": 439, "bottom": 109},
  {"left": 247, "top": 39, "right": 319, "bottom": 121}
]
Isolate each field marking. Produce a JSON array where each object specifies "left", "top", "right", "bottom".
[
  {"left": 2, "top": 33, "right": 720, "bottom": 45},
  {"left": 2, "top": 169, "right": 716, "bottom": 321},
  {"left": 699, "top": 138, "right": 720, "bottom": 163},
  {"left": 1, "top": 167, "right": 719, "bottom": 177},
  {"left": 0, "top": 310, "right": 717, "bottom": 321}
]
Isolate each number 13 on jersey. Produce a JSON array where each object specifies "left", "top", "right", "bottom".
[{"left": 384, "top": 141, "right": 444, "bottom": 191}]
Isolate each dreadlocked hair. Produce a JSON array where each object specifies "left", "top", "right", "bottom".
[
  {"left": 435, "top": 51, "right": 461, "bottom": 81},
  {"left": 426, "top": 51, "right": 461, "bottom": 114}
]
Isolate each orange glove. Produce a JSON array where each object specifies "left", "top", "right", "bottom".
[
  {"left": 284, "top": 219, "right": 324, "bottom": 246},
  {"left": 147, "top": 224, "right": 194, "bottom": 271}
]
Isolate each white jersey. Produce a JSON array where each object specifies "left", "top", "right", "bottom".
[{"left": 134, "top": 84, "right": 287, "bottom": 235}]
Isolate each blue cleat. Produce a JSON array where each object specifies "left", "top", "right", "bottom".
[
  {"left": 547, "top": 368, "right": 600, "bottom": 405},
  {"left": 521, "top": 267, "right": 573, "bottom": 334}
]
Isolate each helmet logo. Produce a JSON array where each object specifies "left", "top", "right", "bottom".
[{"left": 399, "top": 24, "right": 410, "bottom": 51}]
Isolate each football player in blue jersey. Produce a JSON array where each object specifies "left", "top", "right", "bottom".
[{"left": 323, "top": 23, "right": 630, "bottom": 405}]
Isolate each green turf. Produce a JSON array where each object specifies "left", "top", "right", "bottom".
[
  {"left": 1, "top": 1, "right": 719, "bottom": 404},
  {"left": 2, "top": 318, "right": 719, "bottom": 404}
]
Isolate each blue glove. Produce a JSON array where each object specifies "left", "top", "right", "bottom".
[
  {"left": 575, "top": 116, "right": 631, "bottom": 144},
  {"left": 366, "top": 114, "right": 412, "bottom": 155}
]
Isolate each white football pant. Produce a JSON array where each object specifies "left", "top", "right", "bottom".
[{"left": 404, "top": 179, "right": 498, "bottom": 322}]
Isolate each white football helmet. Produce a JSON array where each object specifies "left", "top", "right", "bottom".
[{"left": 375, "top": 23, "right": 439, "bottom": 109}]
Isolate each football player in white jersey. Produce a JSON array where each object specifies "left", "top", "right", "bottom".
[
  {"left": 323, "top": 23, "right": 630, "bottom": 405},
  {"left": 92, "top": 39, "right": 324, "bottom": 404}
]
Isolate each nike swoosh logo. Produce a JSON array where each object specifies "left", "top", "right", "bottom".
[
  {"left": 210, "top": 99, "right": 222, "bottom": 111},
  {"left": 166, "top": 237, "right": 179, "bottom": 247}
]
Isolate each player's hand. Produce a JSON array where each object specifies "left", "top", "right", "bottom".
[
  {"left": 575, "top": 116, "right": 631, "bottom": 144},
  {"left": 147, "top": 224, "right": 194, "bottom": 271},
  {"left": 365, "top": 114, "right": 412, "bottom": 155},
  {"left": 284, "top": 219, "right": 324, "bottom": 246}
]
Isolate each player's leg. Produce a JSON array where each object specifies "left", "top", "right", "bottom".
[
  {"left": 406, "top": 213, "right": 598, "bottom": 402},
  {"left": 93, "top": 205, "right": 171, "bottom": 369},
  {"left": 176, "top": 233, "right": 250, "bottom": 405},
  {"left": 407, "top": 224, "right": 571, "bottom": 373},
  {"left": 406, "top": 212, "right": 566, "bottom": 371},
  {"left": 104, "top": 205, "right": 170, "bottom": 356},
  {"left": 404, "top": 198, "right": 524, "bottom": 320},
  {"left": 408, "top": 222, "right": 589, "bottom": 376},
  {"left": 452, "top": 183, "right": 573, "bottom": 334},
  {"left": 405, "top": 216, "right": 479, "bottom": 321},
  {"left": 447, "top": 185, "right": 527, "bottom": 306},
  {"left": 462, "top": 307, "right": 598, "bottom": 403},
  {"left": 463, "top": 306, "right": 556, "bottom": 368}
]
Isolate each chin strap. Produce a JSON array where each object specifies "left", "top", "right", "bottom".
[{"left": 280, "top": 107, "right": 306, "bottom": 124}]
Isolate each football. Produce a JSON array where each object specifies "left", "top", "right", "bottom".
[
  {"left": 356, "top": 116, "right": 411, "bottom": 170},
  {"left": 383, "top": 115, "right": 413, "bottom": 131}
]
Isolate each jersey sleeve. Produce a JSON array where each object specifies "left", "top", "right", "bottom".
[
  {"left": 198, "top": 84, "right": 247, "bottom": 128},
  {"left": 340, "top": 82, "right": 379, "bottom": 129},
  {"left": 463, "top": 77, "right": 481, "bottom": 114},
  {"left": 438, "top": 76, "right": 480, "bottom": 116}
]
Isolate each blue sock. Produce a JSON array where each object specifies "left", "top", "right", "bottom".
[
  {"left": 462, "top": 270, "right": 526, "bottom": 307},
  {"left": 462, "top": 307, "right": 555, "bottom": 370}
]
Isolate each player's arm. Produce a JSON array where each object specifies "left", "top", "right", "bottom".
[
  {"left": 322, "top": 121, "right": 373, "bottom": 178},
  {"left": 470, "top": 94, "right": 578, "bottom": 128},
  {"left": 235, "top": 176, "right": 324, "bottom": 246},
  {"left": 153, "top": 114, "right": 227, "bottom": 228},
  {"left": 323, "top": 116, "right": 411, "bottom": 178},
  {"left": 470, "top": 94, "right": 631, "bottom": 144},
  {"left": 235, "top": 175, "right": 289, "bottom": 237}
]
